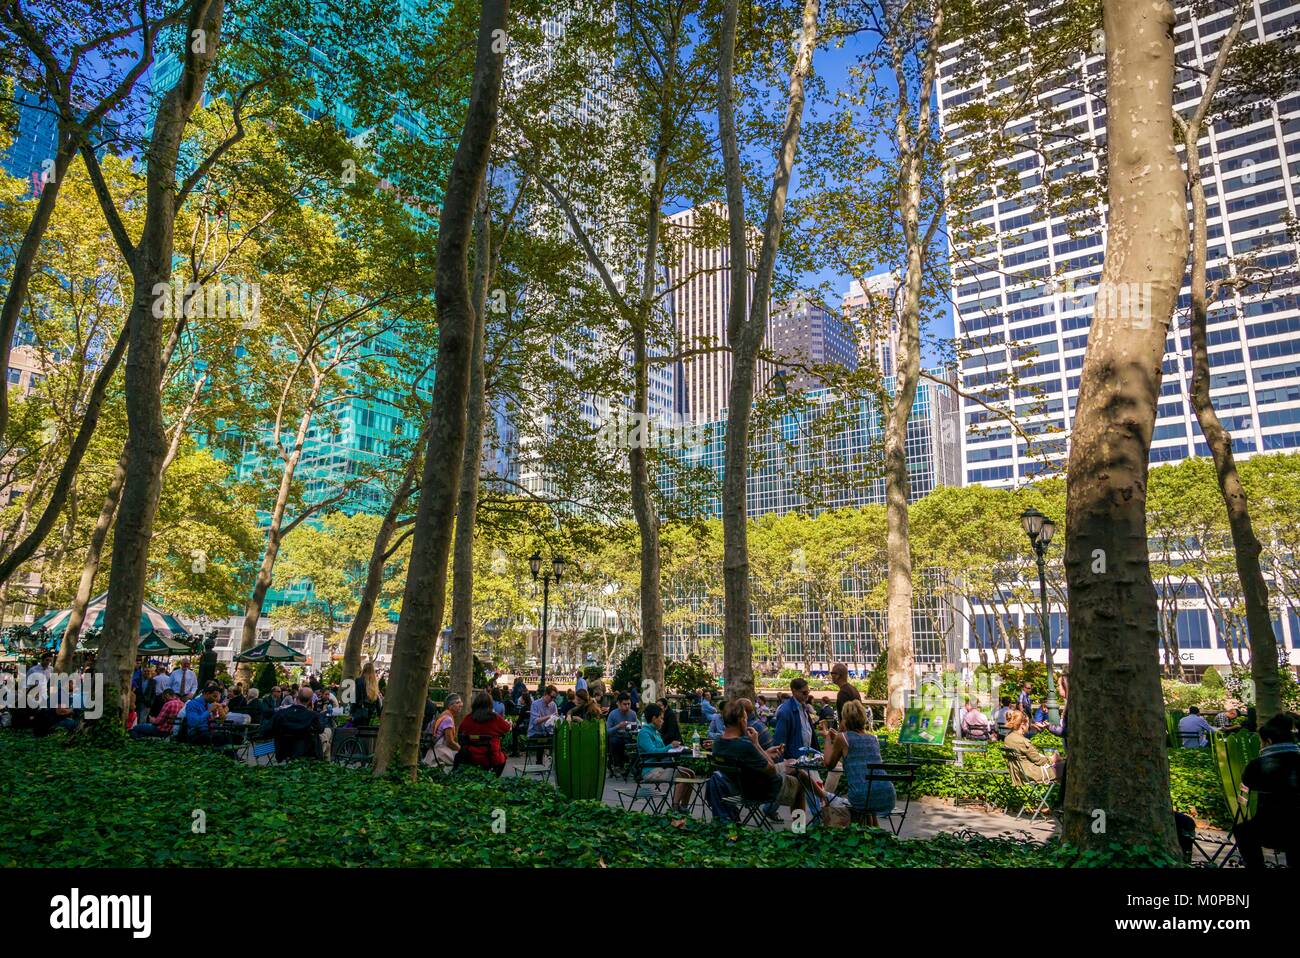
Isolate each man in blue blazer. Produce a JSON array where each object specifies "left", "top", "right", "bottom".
[{"left": 772, "top": 678, "right": 818, "bottom": 758}]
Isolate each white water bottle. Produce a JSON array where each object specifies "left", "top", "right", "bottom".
[{"left": 691, "top": 730, "right": 701, "bottom": 757}]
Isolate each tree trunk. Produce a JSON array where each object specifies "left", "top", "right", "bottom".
[
  {"left": 372, "top": 0, "right": 508, "bottom": 778},
  {"left": 449, "top": 197, "right": 493, "bottom": 710},
  {"left": 342, "top": 460, "right": 419, "bottom": 683},
  {"left": 234, "top": 410, "right": 313, "bottom": 685},
  {"left": 1180, "top": 9, "right": 1281, "bottom": 724},
  {"left": 94, "top": 0, "right": 227, "bottom": 729},
  {"left": 716, "top": 0, "right": 818, "bottom": 703},
  {"left": 880, "top": 4, "right": 944, "bottom": 728},
  {"left": 0, "top": 325, "right": 128, "bottom": 584},
  {"left": 53, "top": 449, "right": 129, "bottom": 672},
  {"left": 52, "top": 308, "right": 199, "bottom": 672},
  {"left": 0, "top": 145, "right": 74, "bottom": 440},
  {"left": 1061, "top": 0, "right": 1185, "bottom": 856}
]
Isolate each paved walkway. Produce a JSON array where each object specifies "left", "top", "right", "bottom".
[
  {"left": 500, "top": 752, "right": 1057, "bottom": 841},
  {"left": 496, "top": 752, "right": 1235, "bottom": 863}
]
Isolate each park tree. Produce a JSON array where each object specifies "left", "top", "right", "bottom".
[
  {"left": 1061, "top": 0, "right": 1186, "bottom": 856},
  {"left": 716, "top": 0, "right": 819, "bottom": 700},
  {"left": 795, "top": 0, "right": 1097, "bottom": 723},
  {"left": 374, "top": 0, "right": 509, "bottom": 778},
  {"left": 0, "top": 0, "right": 177, "bottom": 440},
  {"left": 231, "top": 182, "right": 429, "bottom": 679},
  {"left": 1173, "top": 0, "right": 1298, "bottom": 722},
  {"left": 78, "top": 0, "right": 394, "bottom": 727},
  {"left": 508, "top": 0, "right": 723, "bottom": 702}
]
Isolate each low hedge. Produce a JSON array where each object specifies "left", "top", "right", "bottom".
[
  {"left": 0, "top": 733, "right": 1182, "bottom": 867},
  {"left": 874, "top": 735, "right": 1229, "bottom": 829}
]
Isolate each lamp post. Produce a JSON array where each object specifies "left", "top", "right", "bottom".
[
  {"left": 1020, "top": 507, "right": 1060, "bottom": 725},
  {"left": 529, "top": 551, "right": 568, "bottom": 692}
]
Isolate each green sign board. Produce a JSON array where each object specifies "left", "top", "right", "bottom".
[{"left": 898, "top": 703, "right": 951, "bottom": 746}]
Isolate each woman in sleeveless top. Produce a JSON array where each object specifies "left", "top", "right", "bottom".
[{"left": 822, "top": 699, "right": 895, "bottom": 824}]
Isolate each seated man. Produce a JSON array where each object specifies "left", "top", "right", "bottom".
[
  {"left": 131, "top": 689, "right": 184, "bottom": 739},
  {"left": 179, "top": 683, "right": 228, "bottom": 745},
  {"left": 528, "top": 685, "right": 559, "bottom": 738},
  {"left": 712, "top": 698, "right": 814, "bottom": 822},
  {"left": 272, "top": 686, "right": 327, "bottom": 762},
  {"left": 1233, "top": 714, "right": 1300, "bottom": 870},
  {"left": 990, "top": 696, "right": 1013, "bottom": 736},
  {"left": 1178, "top": 706, "right": 1216, "bottom": 748},
  {"left": 606, "top": 693, "right": 639, "bottom": 766},
  {"left": 698, "top": 689, "right": 718, "bottom": 721}
]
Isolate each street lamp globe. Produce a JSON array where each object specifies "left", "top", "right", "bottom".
[
  {"left": 552, "top": 556, "right": 568, "bottom": 582},
  {"left": 528, "top": 551, "right": 542, "bottom": 580},
  {"left": 1038, "top": 518, "right": 1056, "bottom": 547},
  {"left": 1020, "top": 507, "right": 1045, "bottom": 540}
]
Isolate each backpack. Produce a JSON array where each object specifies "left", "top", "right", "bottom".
[{"left": 705, "top": 771, "right": 739, "bottom": 822}]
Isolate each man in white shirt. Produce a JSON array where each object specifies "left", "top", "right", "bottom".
[
  {"left": 152, "top": 666, "right": 172, "bottom": 698},
  {"left": 169, "top": 659, "right": 197, "bottom": 699}
]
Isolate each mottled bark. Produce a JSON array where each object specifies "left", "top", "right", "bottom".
[
  {"left": 373, "top": 0, "right": 508, "bottom": 778},
  {"left": 881, "top": 5, "right": 943, "bottom": 728},
  {"left": 449, "top": 197, "right": 493, "bottom": 709},
  {"left": 1061, "top": 0, "right": 1184, "bottom": 855},
  {"left": 342, "top": 457, "right": 419, "bottom": 683},
  {"left": 94, "top": 0, "right": 226, "bottom": 728},
  {"left": 1179, "top": 4, "right": 1281, "bottom": 723},
  {"left": 717, "top": 0, "right": 818, "bottom": 702},
  {"left": 53, "top": 450, "right": 128, "bottom": 672}
]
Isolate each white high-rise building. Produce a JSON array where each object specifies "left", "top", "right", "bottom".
[
  {"left": 942, "top": 1, "right": 1300, "bottom": 489},
  {"left": 939, "top": 1, "right": 1300, "bottom": 668},
  {"left": 665, "top": 202, "right": 770, "bottom": 423},
  {"left": 841, "top": 273, "right": 902, "bottom": 378}
]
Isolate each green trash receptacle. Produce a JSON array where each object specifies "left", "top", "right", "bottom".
[{"left": 553, "top": 717, "right": 607, "bottom": 800}]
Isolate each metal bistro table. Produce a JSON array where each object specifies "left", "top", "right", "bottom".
[{"left": 791, "top": 753, "right": 829, "bottom": 828}]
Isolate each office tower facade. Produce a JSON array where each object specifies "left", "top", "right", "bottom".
[
  {"left": 939, "top": 0, "right": 1300, "bottom": 669},
  {"left": 660, "top": 372, "right": 960, "bottom": 519},
  {"left": 658, "top": 374, "right": 961, "bottom": 671},
  {"left": 768, "top": 290, "right": 859, "bottom": 393},
  {"left": 1, "top": 85, "right": 58, "bottom": 189},
  {"left": 943, "top": 1, "right": 1300, "bottom": 491},
  {"left": 840, "top": 273, "right": 902, "bottom": 378},
  {"left": 665, "top": 202, "right": 765, "bottom": 424}
]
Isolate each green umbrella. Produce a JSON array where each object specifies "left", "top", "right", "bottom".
[{"left": 233, "top": 638, "right": 306, "bottom": 664}]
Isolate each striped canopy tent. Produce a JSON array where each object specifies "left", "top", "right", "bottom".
[
  {"left": 28, "top": 593, "right": 194, "bottom": 653},
  {"left": 233, "top": 638, "right": 306, "bottom": 664}
]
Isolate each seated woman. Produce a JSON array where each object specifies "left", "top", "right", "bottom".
[
  {"left": 821, "top": 700, "right": 893, "bottom": 826},
  {"left": 422, "top": 693, "right": 463, "bottom": 768},
  {"left": 567, "top": 687, "right": 603, "bottom": 721},
  {"left": 637, "top": 703, "right": 697, "bottom": 812},
  {"left": 459, "top": 691, "right": 513, "bottom": 775},
  {"left": 711, "top": 698, "right": 814, "bottom": 820},
  {"left": 1002, "top": 708, "right": 1064, "bottom": 783}
]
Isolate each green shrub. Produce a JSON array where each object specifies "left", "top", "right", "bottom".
[
  {"left": 254, "top": 662, "right": 279, "bottom": 697},
  {"left": 611, "top": 648, "right": 642, "bottom": 697},
  {"left": 1200, "top": 668, "right": 1224, "bottom": 690},
  {"left": 0, "top": 733, "right": 1181, "bottom": 868},
  {"left": 665, "top": 654, "right": 715, "bottom": 695},
  {"left": 1162, "top": 680, "right": 1224, "bottom": 713},
  {"left": 866, "top": 648, "right": 888, "bottom": 701}
]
